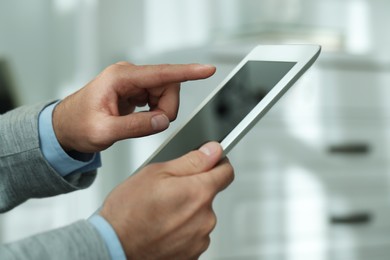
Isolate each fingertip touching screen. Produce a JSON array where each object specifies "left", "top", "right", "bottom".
[{"left": 150, "top": 60, "right": 296, "bottom": 163}]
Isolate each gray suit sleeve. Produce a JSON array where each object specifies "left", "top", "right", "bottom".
[
  {"left": 0, "top": 102, "right": 97, "bottom": 212},
  {"left": 0, "top": 103, "right": 111, "bottom": 259},
  {"left": 0, "top": 220, "right": 111, "bottom": 260}
]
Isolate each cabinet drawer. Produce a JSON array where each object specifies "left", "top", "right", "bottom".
[
  {"left": 317, "top": 66, "right": 390, "bottom": 110},
  {"left": 213, "top": 186, "right": 390, "bottom": 260},
  {"left": 255, "top": 64, "right": 390, "bottom": 121},
  {"left": 230, "top": 117, "right": 390, "bottom": 167}
]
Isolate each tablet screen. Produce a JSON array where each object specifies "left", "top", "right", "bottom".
[{"left": 150, "top": 60, "right": 296, "bottom": 163}]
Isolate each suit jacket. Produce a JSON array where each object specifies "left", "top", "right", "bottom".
[{"left": 0, "top": 102, "right": 111, "bottom": 259}]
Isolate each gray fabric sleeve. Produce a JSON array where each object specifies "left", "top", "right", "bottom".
[
  {"left": 0, "top": 102, "right": 96, "bottom": 212},
  {"left": 0, "top": 220, "right": 111, "bottom": 260},
  {"left": 0, "top": 103, "right": 111, "bottom": 259}
]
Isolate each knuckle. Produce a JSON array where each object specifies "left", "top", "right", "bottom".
[
  {"left": 157, "top": 63, "right": 171, "bottom": 73},
  {"left": 222, "top": 159, "right": 235, "bottom": 184},
  {"left": 105, "top": 64, "right": 121, "bottom": 75},
  {"left": 98, "top": 65, "right": 120, "bottom": 83},
  {"left": 143, "top": 162, "right": 168, "bottom": 177},
  {"left": 115, "top": 61, "right": 134, "bottom": 66},
  {"left": 124, "top": 116, "right": 144, "bottom": 135},
  {"left": 190, "top": 236, "right": 211, "bottom": 260},
  {"left": 199, "top": 236, "right": 211, "bottom": 254},
  {"left": 183, "top": 152, "right": 204, "bottom": 171},
  {"left": 227, "top": 163, "right": 235, "bottom": 182},
  {"left": 205, "top": 210, "right": 217, "bottom": 233},
  {"left": 101, "top": 63, "right": 132, "bottom": 79}
]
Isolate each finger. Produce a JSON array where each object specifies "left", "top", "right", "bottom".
[
  {"left": 108, "top": 111, "right": 171, "bottom": 140},
  {"left": 164, "top": 142, "right": 223, "bottom": 177},
  {"left": 196, "top": 158, "right": 235, "bottom": 195},
  {"left": 114, "top": 63, "right": 216, "bottom": 90},
  {"left": 115, "top": 61, "right": 134, "bottom": 66},
  {"left": 148, "top": 83, "right": 180, "bottom": 120}
]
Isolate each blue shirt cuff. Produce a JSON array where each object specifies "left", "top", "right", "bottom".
[
  {"left": 88, "top": 214, "right": 127, "bottom": 260},
  {"left": 38, "top": 102, "right": 102, "bottom": 177}
]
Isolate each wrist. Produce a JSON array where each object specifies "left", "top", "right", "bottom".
[
  {"left": 88, "top": 214, "right": 127, "bottom": 260},
  {"left": 52, "top": 100, "right": 73, "bottom": 152},
  {"left": 39, "top": 102, "right": 102, "bottom": 176}
]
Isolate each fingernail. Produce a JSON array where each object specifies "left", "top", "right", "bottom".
[
  {"left": 199, "top": 142, "right": 220, "bottom": 156},
  {"left": 151, "top": 114, "right": 169, "bottom": 131}
]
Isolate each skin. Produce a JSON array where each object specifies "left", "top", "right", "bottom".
[
  {"left": 52, "top": 62, "right": 235, "bottom": 259},
  {"left": 100, "top": 142, "right": 234, "bottom": 259},
  {"left": 53, "top": 62, "right": 217, "bottom": 153}
]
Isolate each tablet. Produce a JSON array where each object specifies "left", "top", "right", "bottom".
[{"left": 142, "top": 44, "right": 321, "bottom": 165}]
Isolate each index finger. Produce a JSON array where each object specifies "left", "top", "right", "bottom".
[{"left": 117, "top": 63, "right": 216, "bottom": 89}]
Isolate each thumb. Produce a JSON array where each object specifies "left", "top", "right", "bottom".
[
  {"left": 109, "top": 111, "right": 170, "bottom": 140},
  {"left": 165, "top": 142, "right": 223, "bottom": 177}
]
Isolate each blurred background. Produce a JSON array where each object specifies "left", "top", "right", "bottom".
[{"left": 1, "top": 0, "right": 390, "bottom": 259}]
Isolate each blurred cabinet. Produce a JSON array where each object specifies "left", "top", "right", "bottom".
[
  {"left": 207, "top": 52, "right": 390, "bottom": 260},
  {"left": 0, "top": 59, "right": 16, "bottom": 113},
  {"left": 132, "top": 45, "right": 390, "bottom": 260}
]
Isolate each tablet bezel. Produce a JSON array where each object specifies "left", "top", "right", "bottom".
[{"left": 143, "top": 44, "right": 321, "bottom": 166}]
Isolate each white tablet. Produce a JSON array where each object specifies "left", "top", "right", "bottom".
[{"left": 143, "top": 44, "right": 321, "bottom": 165}]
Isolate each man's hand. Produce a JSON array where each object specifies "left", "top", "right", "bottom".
[
  {"left": 100, "top": 142, "right": 234, "bottom": 259},
  {"left": 52, "top": 62, "right": 216, "bottom": 153}
]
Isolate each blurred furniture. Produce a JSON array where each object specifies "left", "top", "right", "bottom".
[
  {"left": 0, "top": 59, "right": 16, "bottom": 113},
  {"left": 133, "top": 44, "right": 390, "bottom": 260}
]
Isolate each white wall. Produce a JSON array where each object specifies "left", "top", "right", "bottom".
[
  {"left": 0, "top": 0, "right": 54, "bottom": 105},
  {"left": 2, "top": 1, "right": 390, "bottom": 259}
]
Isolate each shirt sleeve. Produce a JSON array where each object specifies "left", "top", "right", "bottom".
[
  {"left": 38, "top": 101, "right": 102, "bottom": 177},
  {"left": 88, "top": 214, "right": 127, "bottom": 260},
  {"left": 38, "top": 101, "right": 126, "bottom": 260}
]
